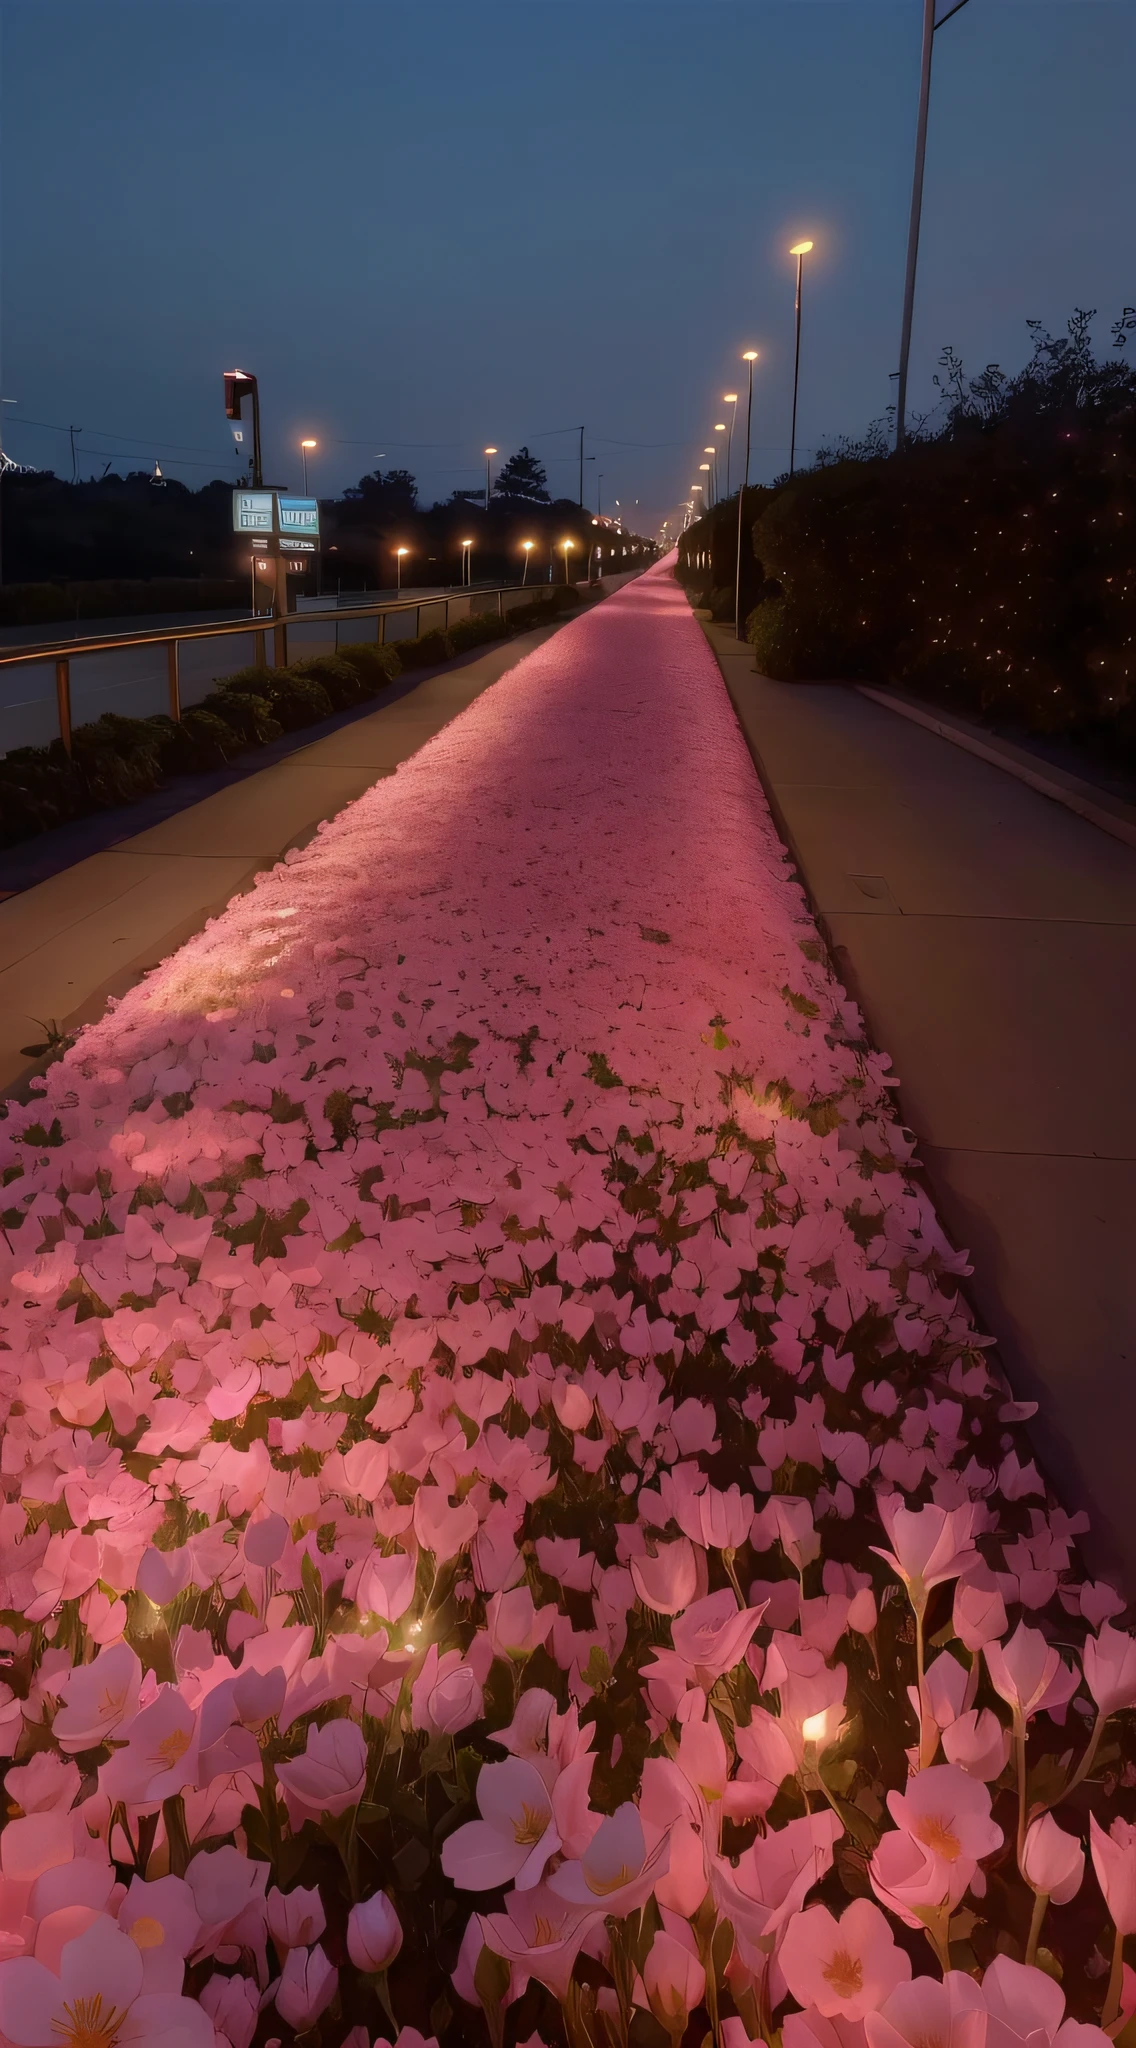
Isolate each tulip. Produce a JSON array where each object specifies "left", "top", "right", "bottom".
[
  {"left": 630, "top": 1540, "right": 699, "bottom": 1616},
  {"left": 865, "top": 1972, "right": 986, "bottom": 2048},
  {"left": 549, "top": 1803, "right": 670, "bottom": 1917},
  {"left": 941, "top": 1708, "right": 1011, "bottom": 1782},
  {"left": 985, "top": 1623, "right": 1079, "bottom": 1858},
  {"left": 642, "top": 1928, "right": 706, "bottom": 2042},
  {"left": 267, "top": 1883, "right": 326, "bottom": 1954},
  {"left": 274, "top": 1941, "right": 338, "bottom": 2029},
  {"left": 347, "top": 1891, "right": 403, "bottom": 1973},
  {"left": 441, "top": 1758, "right": 559, "bottom": 1893},
  {"left": 1020, "top": 1813, "right": 1084, "bottom": 1966},
  {"left": 1091, "top": 1816, "right": 1136, "bottom": 2028},
  {"left": 200, "top": 1971, "right": 260, "bottom": 2048},
  {"left": 953, "top": 1568, "right": 1008, "bottom": 1653},
  {"left": 275, "top": 1718, "right": 367, "bottom": 1828},
  {"left": 873, "top": 1501, "right": 977, "bottom": 1620}
]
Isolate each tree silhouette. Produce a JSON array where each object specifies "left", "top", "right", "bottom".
[{"left": 493, "top": 447, "right": 549, "bottom": 502}]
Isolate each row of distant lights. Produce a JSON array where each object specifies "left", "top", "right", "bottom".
[
  {"left": 295, "top": 436, "right": 591, "bottom": 564},
  {"left": 684, "top": 239, "right": 812, "bottom": 522}
]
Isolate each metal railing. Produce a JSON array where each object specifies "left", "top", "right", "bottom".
[{"left": 0, "top": 581, "right": 552, "bottom": 755}]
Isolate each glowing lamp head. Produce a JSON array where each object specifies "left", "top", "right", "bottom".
[
  {"left": 714, "top": 424, "right": 726, "bottom": 432},
  {"left": 801, "top": 1707, "right": 841, "bottom": 1751},
  {"left": 461, "top": 539, "right": 473, "bottom": 547},
  {"left": 704, "top": 446, "right": 716, "bottom": 454},
  {"left": 790, "top": 240, "right": 814, "bottom": 256},
  {"left": 723, "top": 392, "right": 738, "bottom": 402},
  {"left": 300, "top": 438, "right": 317, "bottom": 450},
  {"left": 562, "top": 539, "right": 573, "bottom": 550},
  {"left": 522, "top": 540, "right": 534, "bottom": 550},
  {"left": 396, "top": 547, "right": 409, "bottom": 557},
  {"left": 484, "top": 445, "right": 497, "bottom": 455},
  {"left": 699, "top": 463, "right": 710, "bottom": 472},
  {"left": 742, "top": 350, "right": 759, "bottom": 363}
]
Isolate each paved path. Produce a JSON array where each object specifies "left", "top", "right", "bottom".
[
  {"left": 705, "top": 618, "right": 1136, "bottom": 1586},
  {"left": 0, "top": 624, "right": 562, "bottom": 1098}
]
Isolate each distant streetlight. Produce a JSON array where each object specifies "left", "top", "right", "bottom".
[
  {"left": 895, "top": 0, "right": 973, "bottom": 449},
  {"left": 300, "top": 438, "right": 317, "bottom": 493},
  {"left": 521, "top": 539, "right": 534, "bottom": 585},
  {"left": 395, "top": 546, "right": 409, "bottom": 592},
  {"left": 484, "top": 446, "right": 497, "bottom": 512},
  {"left": 789, "top": 240, "right": 814, "bottom": 477},
  {"left": 703, "top": 448, "right": 717, "bottom": 506},
  {"left": 461, "top": 538, "right": 473, "bottom": 587},
  {"left": 722, "top": 393, "right": 738, "bottom": 497},
  {"left": 735, "top": 350, "right": 759, "bottom": 641},
  {"left": 561, "top": 538, "right": 574, "bottom": 584}
]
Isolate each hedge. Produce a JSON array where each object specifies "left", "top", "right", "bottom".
[
  {"left": 0, "top": 587, "right": 579, "bottom": 851},
  {"left": 0, "top": 577, "right": 247, "bottom": 627}
]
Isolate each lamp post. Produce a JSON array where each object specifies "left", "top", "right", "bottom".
[
  {"left": 395, "top": 546, "right": 409, "bottom": 592},
  {"left": 461, "top": 539, "right": 473, "bottom": 587},
  {"left": 704, "top": 448, "right": 717, "bottom": 507},
  {"left": 300, "top": 438, "right": 317, "bottom": 493},
  {"left": 722, "top": 394, "right": 738, "bottom": 498},
  {"left": 895, "top": 0, "right": 973, "bottom": 450},
  {"left": 521, "top": 540, "right": 534, "bottom": 584},
  {"left": 714, "top": 425, "right": 727, "bottom": 505},
  {"left": 789, "top": 241, "right": 814, "bottom": 478},
  {"left": 735, "top": 350, "right": 758, "bottom": 642},
  {"left": 484, "top": 447, "right": 497, "bottom": 512},
  {"left": 561, "top": 539, "right": 574, "bottom": 584}
]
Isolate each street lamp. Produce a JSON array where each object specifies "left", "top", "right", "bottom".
[
  {"left": 300, "top": 438, "right": 317, "bottom": 493},
  {"left": 461, "top": 538, "right": 473, "bottom": 587},
  {"left": 521, "top": 539, "right": 534, "bottom": 585},
  {"left": 395, "top": 546, "right": 409, "bottom": 592},
  {"left": 789, "top": 240, "right": 814, "bottom": 478},
  {"left": 722, "top": 394, "right": 738, "bottom": 497},
  {"left": 703, "top": 448, "right": 717, "bottom": 506},
  {"left": 561, "top": 539, "right": 574, "bottom": 584},
  {"left": 895, "top": 0, "right": 973, "bottom": 449},
  {"left": 484, "top": 447, "right": 497, "bottom": 512},
  {"left": 735, "top": 350, "right": 759, "bottom": 642}
]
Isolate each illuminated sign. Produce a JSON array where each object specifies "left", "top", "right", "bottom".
[
  {"left": 279, "top": 537, "right": 317, "bottom": 553},
  {"left": 277, "top": 496, "right": 320, "bottom": 536},
  {"left": 233, "top": 490, "right": 274, "bottom": 533}
]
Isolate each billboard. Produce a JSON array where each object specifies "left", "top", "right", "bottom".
[
  {"left": 233, "top": 490, "right": 274, "bottom": 533},
  {"left": 277, "top": 496, "right": 320, "bottom": 537}
]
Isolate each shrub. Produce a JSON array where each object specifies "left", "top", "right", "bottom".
[
  {"left": 447, "top": 610, "right": 510, "bottom": 654},
  {"left": 174, "top": 706, "right": 245, "bottom": 768},
  {"left": 69, "top": 715, "right": 167, "bottom": 809},
  {"left": 200, "top": 691, "right": 282, "bottom": 747},
  {"left": 249, "top": 670, "right": 334, "bottom": 728},
  {"left": 337, "top": 642, "right": 402, "bottom": 688},
  {"left": 389, "top": 628, "right": 450, "bottom": 670},
  {"left": 0, "top": 747, "right": 81, "bottom": 845},
  {"left": 287, "top": 652, "right": 373, "bottom": 709}
]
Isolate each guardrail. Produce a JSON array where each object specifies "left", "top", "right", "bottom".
[{"left": 0, "top": 581, "right": 548, "bottom": 756}]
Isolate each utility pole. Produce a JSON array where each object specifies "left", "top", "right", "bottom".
[
  {"left": 895, "top": 0, "right": 972, "bottom": 450},
  {"left": 0, "top": 399, "right": 17, "bottom": 590},
  {"left": 69, "top": 425, "right": 82, "bottom": 483}
]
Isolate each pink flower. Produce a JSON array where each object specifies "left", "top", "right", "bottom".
[
  {"left": 1020, "top": 1815, "right": 1084, "bottom": 1904},
  {"left": 98, "top": 1687, "right": 198, "bottom": 1810},
  {"left": 670, "top": 1590, "right": 767, "bottom": 1684},
  {"left": 347, "top": 1892, "right": 403, "bottom": 1972},
  {"left": 441, "top": 1758, "right": 559, "bottom": 1892},
  {"left": 0, "top": 1916, "right": 213, "bottom": 2048},
  {"left": 51, "top": 1641, "right": 142, "bottom": 1753},
  {"left": 780, "top": 1899, "right": 911, "bottom": 2021},
  {"left": 942, "top": 1709, "right": 1011, "bottom": 1782},
  {"left": 275, "top": 1941, "right": 337, "bottom": 2029},
  {"left": 984, "top": 1624, "right": 1079, "bottom": 1732},
  {"left": 784, "top": 2012, "right": 867, "bottom": 2048},
  {"left": 865, "top": 1972, "right": 987, "bottom": 2048},
  {"left": 887, "top": 1765, "right": 1003, "bottom": 1876},
  {"left": 642, "top": 1927, "right": 706, "bottom": 2036},
  {"left": 711, "top": 1811, "right": 842, "bottom": 1976},
  {"left": 980, "top": 1953, "right": 1107, "bottom": 2048},
  {"left": 1083, "top": 1624, "right": 1136, "bottom": 1717},
  {"left": 116, "top": 1874, "right": 202, "bottom": 1992},
  {"left": 352, "top": 1548, "right": 417, "bottom": 1623},
  {"left": 485, "top": 1587, "right": 556, "bottom": 1662},
  {"left": 4, "top": 1756, "right": 80, "bottom": 1817},
  {"left": 1091, "top": 1816, "right": 1136, "bottom": 1934},
  {"left": 872, "top": 1501, "right": 977, "bottom": 1618},
  {"left": 549, "top": 1803, "right": 669, "bottom": 1916},
  {"left": 953, "top": 1568, "right": 1008, "bottom": 1653},
  {"left": 199, "top": 1972, "right": 259, "bottom": 2048},
  {"left": 267, "top": 1884, "right": 325, "bottom": 1954},
  {"left": 675, "top": 1483, "right": 755, "bottom": 1553},
  {"left": 275, "top": 1718, "right": 366, "bottom": 1828},
  {"left": 480, "top": 1886, "right": 601, "bottom": 1999},
  {"left": 630, "top": 1540, "right": 700, "bottom": 1616},
  {"left": 410, "top": 1644, "right": 484, "bottom": 1737},
  {"left": 869, "top": 1828, "right": 971, "bottom": 1929}
]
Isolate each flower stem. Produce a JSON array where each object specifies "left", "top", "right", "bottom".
[
  {"left": 1103, "top": 1924, "right": 1126, "bottom": 2032},
  {"left": 1063, "top": 1710, "right": 1107, "bottom": 1801},
  {"left": 1025, "top": 1890, "right": 1049, "bottom": 1968},
  {"left": 1015, "top": 1725, "right": 1028, "bottom": 1863}
]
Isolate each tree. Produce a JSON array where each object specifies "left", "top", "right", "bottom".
[
  {"left": 344, "top": 469, "right": 418, "bottom": 513},
  {"left": 493, "top": 447, "right": 549, "bottom": 502}
]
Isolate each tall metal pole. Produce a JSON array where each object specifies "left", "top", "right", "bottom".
[
  {"left": 734, "top": 354, "right": 756, "bottom": 642},
  {"left": 250, "top": 388, "right": 262, "bottom": 489},
  {"left": 724, "top": 394, "right": 738, "bottom": 499},
  {"left": 790, "top": 254, "right": 805, "bottom": 478},
  {"left": 895, "top": 0, "right": 937, "bottom": 452},
  {"left": 578, "top": 427, "right": 584, "bottom": 508},
  {"left": 301, "top": 445, "right": 309, "bottom": 493}
]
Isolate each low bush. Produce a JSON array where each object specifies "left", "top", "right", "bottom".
[
  {"left": 200, "top": 691, "right": 282, "bottom": 748},
  {"left": 287, "top": 652, "right": 374, "bottom": 709},
  {"left": 336, "top": 641, "right": 402, "bottom": 689},
  {"left": 388, "top": 627, "right": 450, "bottom": 670},
  {"left": 446, "top": 610, "right": 510, "bottom": 653},
  {"left": 0, "top": 577, "right": 247, "bottom": 628}
]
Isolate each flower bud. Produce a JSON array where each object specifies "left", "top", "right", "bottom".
[{"left": 347, "top": 1890, "right": 403, "bottom": 1973}]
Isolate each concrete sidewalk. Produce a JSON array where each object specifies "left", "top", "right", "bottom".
[
  {"left": 705, "top": 621, "right": 1136, "bottom": 1587},
  {"left": 0, "top": 624, "right": 560, "bottom": 1100}
]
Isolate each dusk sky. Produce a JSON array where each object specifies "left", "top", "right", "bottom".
[{"left": 2, "top": 0, "right": 1133, "bottom": 532}]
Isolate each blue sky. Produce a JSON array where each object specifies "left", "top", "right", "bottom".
[{"left": 2, "top": 0, "right": 1133, "bottom": 532}]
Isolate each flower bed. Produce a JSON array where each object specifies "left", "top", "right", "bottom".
[{"left": 0, "top": 560, "right": 1128, "bottom": 2048}]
